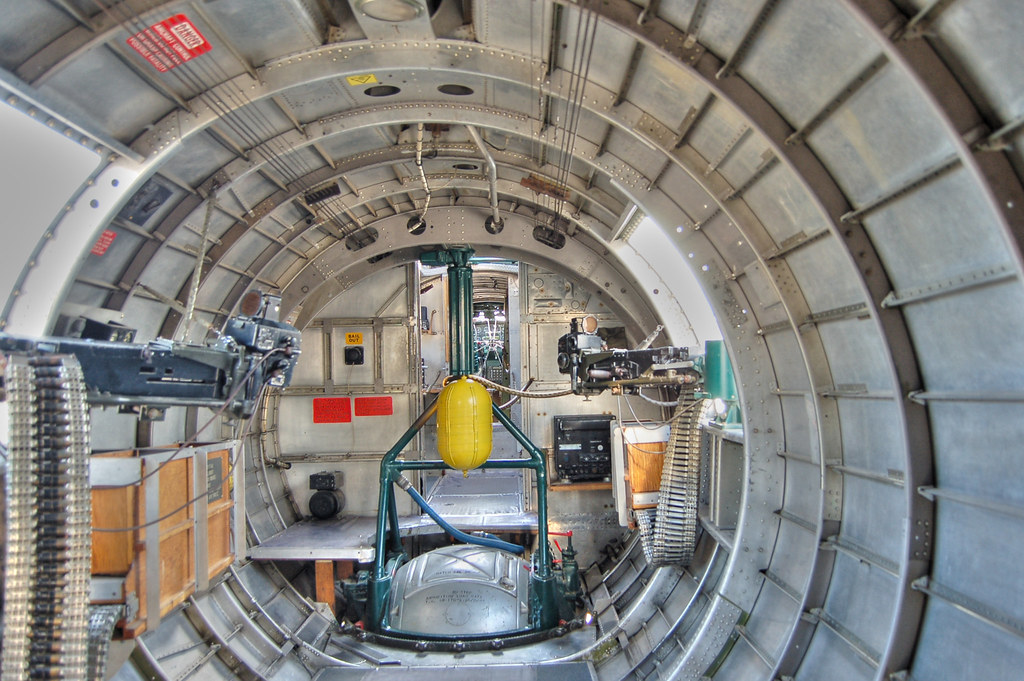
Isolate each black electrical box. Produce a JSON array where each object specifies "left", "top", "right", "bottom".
[
  {"left": 553, "top": 414, "right": 615, "bottom": 481},
  {"left": 344, "top": 346, "right": 364, "bottom": 365},
  {"left": 309, "top": 471, "right": 342, "bottom": 490}
]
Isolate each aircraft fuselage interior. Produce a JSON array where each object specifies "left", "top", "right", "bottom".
[{"left": 0, "top": 1, "right": 1023, "bottom": 680}]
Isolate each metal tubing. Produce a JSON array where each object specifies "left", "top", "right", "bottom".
[
  {"left": 386, "top": 484, "right": 402, "bottom": 554},
  {"left": 491, "top": 403, "right": 551, "bottom": 579},
  {"left": 466, "top": 125, "right": 503, "bottom": 228},
  {"left": 396, "top": 477, "right": 524, "bottom": 554},
  {"left": 447, "top": 251, "right": 476, "bottom": 376},
  {"left": 373, "top": 401, "right": 439, "bottom": 581}
]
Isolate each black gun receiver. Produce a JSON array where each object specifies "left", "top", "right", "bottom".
[
  {"left": 0, "top": 292, "right": 300, "bottom": 418},
  {"left": 556, "top": 316, "right": 699, "bottom": 395}
]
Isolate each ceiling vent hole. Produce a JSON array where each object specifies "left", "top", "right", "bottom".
[
  {"left": 407, "top": 216, "right": 427, "bottom": 235},
  {"left": 453, "top": 163, "right": 479, "bottom": 171},
  {"left": 365, "top": 85, "right": 401, "bottom": 97},
  {"left": 438, "top": 84, "right": 474, "bottom": 96}
]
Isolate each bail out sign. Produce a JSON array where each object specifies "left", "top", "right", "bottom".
[{"left": 126, "top": 14, "right": 211, "bottom": 72}]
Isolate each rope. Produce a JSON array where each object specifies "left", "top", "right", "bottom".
[{"left": 443, "top": 374, "right": 574, "bottom": 398}]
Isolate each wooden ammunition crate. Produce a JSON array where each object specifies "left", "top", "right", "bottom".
[
  {"left": 626, "top": 440, "right": 668, "bottom": 509},
  {"left": 91, "top": 443, "right": 236, "bottom": 637}
]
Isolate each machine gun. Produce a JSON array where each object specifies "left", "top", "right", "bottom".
[
  {"left": 0, "top": 292, "right": 301, "bottom": 679},
  {"left": 0, "top": 291, "right": 301, "bottom": 418},
  {"left": 556, "top": 315, "right": 700, "bottom": 395}
]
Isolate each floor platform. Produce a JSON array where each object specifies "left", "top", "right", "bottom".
[{"left": 251, "top": 468, "right": 536, "bottom": 562}]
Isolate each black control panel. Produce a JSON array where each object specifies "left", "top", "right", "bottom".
[{"left": 553, "top": 414, "right": 615, "bottom": 481}]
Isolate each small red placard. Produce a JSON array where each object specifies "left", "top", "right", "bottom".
[
  {"left": 127, "top": 14, "right": 212, "bottom": 73},
  {"left": 313, "top": 397, "right": 351, "bottom": 423},
  {"left": 90, "top": 229, "right": 117, "bottom": 256},
  {"left": 354, "top": 396, "right": 393, "bottom": 417}
]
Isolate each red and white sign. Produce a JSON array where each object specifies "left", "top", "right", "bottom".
[
  {"left": 90, "top": 229, "right": 117, "bottom": 256},
  {"left": 354, "top": 396, "right": 393, "bottom": 417},
  {"left": 126, "top": 14, "right": 211, "bottom": 73},
  {"left": 313, "top": 397, "right": 351, "bottom": 424}
]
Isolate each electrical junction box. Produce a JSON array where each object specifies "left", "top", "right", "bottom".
[
  {"left": 553, "top": 414, "right": 615, "bottom": 481},
  {"left": 309, "top": 471, "right": 343, "bottom": 490}
]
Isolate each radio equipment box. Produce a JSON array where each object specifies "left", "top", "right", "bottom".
[{"left": 553, "top": 414, "right": 615, "bottom": 481}]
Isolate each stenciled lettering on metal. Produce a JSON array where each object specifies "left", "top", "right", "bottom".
[{"left": 2, "top": 356, "right": 92, "bottom": 681}]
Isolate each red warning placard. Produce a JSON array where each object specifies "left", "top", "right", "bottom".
[
  {"left": 313, "top": 397, "right": 351, "bottom": 423},
  {"left": 90, "top": 229, "right": 117, "bottom": 256},
  {"left": 127, "top": 14, "right": 212, "bottom": 73},
  {"left": 354, "top": 396, "right": 393, "bottom": 417}
]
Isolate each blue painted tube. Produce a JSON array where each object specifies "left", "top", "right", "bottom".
[{"left": 396, "top": 476, "right": 524, "bottom": 555}]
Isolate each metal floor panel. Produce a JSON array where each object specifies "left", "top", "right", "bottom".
[{"left": 252, "top": 470, "right": 535, "bottom": 561}]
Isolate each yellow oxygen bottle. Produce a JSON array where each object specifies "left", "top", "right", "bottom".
[{"left": 437, "top": 376, "right": 492, "bottom": 474}]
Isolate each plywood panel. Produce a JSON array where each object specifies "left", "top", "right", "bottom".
[
  {"left": 158, "top": 528, "right": 195, "bottom": 614},
  {"left": 627, "top": 441, "right": 667, "bottom": 497},
  {"left": 91, "top": 485, "right": 138, "bottom": 574}
]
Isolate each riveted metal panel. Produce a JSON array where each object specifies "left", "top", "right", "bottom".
[
  {"left": 218, "top": 230, "right": 275, "bottom": 278},
  {"left": 40, "top": 47, "right": 177, "bottom": 143},
  {"left": 806, "top": 65, "right": 957, "bottom": 204},
  {"left": 227, "top": 174, "right": 281, "bottom": 219},
  {"left": 118, "top": 290, "right": 180, "bottom": 341},
  {"left": 781, "top": 455, "right": 824, "bottom": 527},
  {"left": 779, "top": 394, "right": 815, "bottom": 458},
  {"left": 474, "top": 0, "right": 551, "bottom": 59},
  {"left": 76, "top": 229, "right": 147, "bottom": 288},
  {"left": 763, "top": 331, "right": 809, "bottom": 390},
  {"left": 825, "top": 552, "right": 898, "bottom": 648},
  {"left": 928, "top": 0, "right": 1024, "bottom": 124},
  {"left": 902, "top": 282, "right": 1024, "bottom": 391},
  {"left": 203, "top": 0, "right": 325, "bottom": 65},
  {"left": 744, "top": 578, "right": 801, "bottom": 659},
  {"left": 716, "top": 136, "right": 774, "bottom": 194},
  {"left": 163, "top": 135, "right": 237, "bottom": 187},
  {"left": 912, "top": 597, "right": 1024, "bottom": 681},
  {"left": 737, "top": 261, "right": 783, "bottom": 314},
  {"left": 816, "top": 319, "right": 894, "bottom": 392},
  {"left": 793, "top": 619, "right": 875, "bottom": 681},
  {"left": 694, "top": 0, "right": 769, "bottom": 61},
  {"left": 700, "top": 214, "right": 759, "bottom": 272},
  {"left": 712, "top": 640, "right": 773, "bottom": 679},
  {"left": 835, "top": 398, "right": 906, "bottom": 474},
  {"left": 290, "top": 327, "right": 324, "bottom": 386},
  {"left": 741, "top": 164, "right": 833, "bottom": 246},
  {"left": 686, "top": 99, "right": 754, "bottom": 176},
  {"left": 0, "top": 1, "right": 75, "bottom": 70},
  {"left": 838, "top": 476, "right": 905, "bottom": 570},
  {"left": 554, "top": 6, "right": 637, "bottom": 96},
  {"left": 624, "top": 49, "right": 711, "bottom": 131},
  {"left": 280, "top": 78, "right": 358, "bottom": 123},
  {"left": 766, "top": 505, "right": 818, "bottom": 593},
  {"left": 785, "top": 239, "right": 867, "bottom": 314},
  {"left": 276, "top": 394, "right": 416, "bottom": 457},
  {"left": 137, "top": 610, "right": 225, "bottom": 679},
  {"left": 197, "top": 267, "right": 241, "bottom": 308},
  {"left": 862, "top": 167, "right": 1010, "bottom": 291},
  {"left": 931, "top": 402, "right": 1024, "bottom": 504},
  {"left": 932, "top": 501, "right": 1024, "bottom": 617},
  {"left": 738, "top": 0, "right": 881, "bottom": 127}
]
